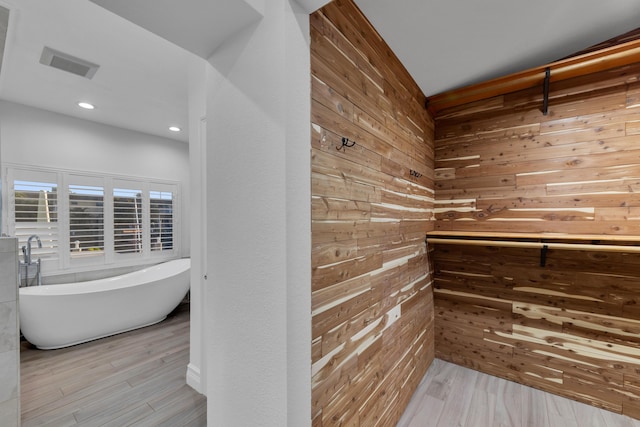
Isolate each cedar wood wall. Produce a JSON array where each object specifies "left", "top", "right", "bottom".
[
  {"left": 311, "top": 0, "right": 640, "bottom": 422},
  {"left": 310, "top": 0, "right": 435, "bottom": 425},
  {"left": 433, "top": 63, "right": 640, "bottom": 418}
]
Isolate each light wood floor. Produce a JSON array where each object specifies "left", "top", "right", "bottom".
[
  {"left": 22, "top": 309, "right": 640, "bottom": 427},
  {"left": 20, "top": 303, "right": 206, "bottom": 427},
  {"left": 397, "top": 358, "right": 640, "bottom": 427}
]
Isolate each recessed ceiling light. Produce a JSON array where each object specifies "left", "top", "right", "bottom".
[
  {"left": 78, "top": 102, "right": 95, "bottom": 110},
  {"left": 169, "top": 126, "right": 181, "bottom": 132}
]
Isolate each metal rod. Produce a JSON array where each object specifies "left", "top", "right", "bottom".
[
  {"left": 540, "top": 245, "right": 548, "bottom": 267},
  {"left": 542, "top": 67, "right": 551, "bottom": 115}
]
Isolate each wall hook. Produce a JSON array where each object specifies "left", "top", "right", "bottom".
[{"left": 337, "top": 137, "right": 356, "bottom": 151}]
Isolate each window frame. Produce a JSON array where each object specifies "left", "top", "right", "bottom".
[
  {"left": 8, "top": 169, "right": 60, "bottom": 272},
  {"left": 3, "top": 164, "right": 180, "bottom": 276}
]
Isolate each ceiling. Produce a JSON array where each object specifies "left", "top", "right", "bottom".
[
  {"left": 0, "top": 0, "right": 261, "bottom": 144},
  {"left": 354, "top": 0, "right": 640, "bottom": 95},
  {"left": 0, "top": 0, "right": 639, "bottom": 144}
]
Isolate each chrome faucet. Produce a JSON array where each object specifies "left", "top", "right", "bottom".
[
  {"left": 26, "top": 234, "right": 42, "bottom": 265},
  {"left": 19, "top": 235, "right": 43, "bottom": 287}
]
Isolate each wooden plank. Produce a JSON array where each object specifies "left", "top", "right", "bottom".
[
  {"left": 320, "top": 2, "right": 426, "bottom": 116},
  {"left": 438, "top": 131, "right": 638, "bottom": 168},
  {"left": 320, "top": 306, "right": 381, "bottom": 359},
  {"left": 627, "top": 81, "right": 640, "bottom": 108},
  {"left": 622, "top": 374, "right": 640, "bottom": 419},
  {"left": 310, "top": 10, "right": 385, "bottom": 93},
  {"left": 427, "top": 230, "right": 640, "bottom": 242},
  {"left": 627, "top": 120, "right": 640, "bottom": 136},
  {"left": 515, "top": 164, "right": 640, "bottom": 187},
  {"left": 312, "top": 353, "right": 357, "bottom": 413},
  {"left": 312, "top": 219, "right": 400, "bottom": 245},
  {"left": 312, "top": 196, "right": 371, "bottom": 222},
  {"left": 311, "top": 172, "right": 380, "bottom": 205},
  {"left": 311, "top": 49, "right": 385, "bottom": 125},
  {"left": 312, "top": 287, "right": 373, "bottom": 340},
  {"left": 312, "top": 252, "right": 383, "bottom": 291},
  {"left": 310, "top": 25, "right": 385, "bottom": 118},
  {"left": 436, "top": 146, "right": 640, "bottom": 184},
  {"left": 434, "top": 207, "right": 595, "bottom": 222},
  {"left": 312, "top": 238, "right": 359, "bottom": 269},
  {"left": 312, "top": 274, "right": 372, "bottom": 313},
  {"left": 311, "top": 99, "right": 394, "bottom": 159},
  {"left": 311, "top": 124, "right": 383, "bottom": 173},
  {"left": 433, "top": 219, "right": 640, "bottom": 235}
]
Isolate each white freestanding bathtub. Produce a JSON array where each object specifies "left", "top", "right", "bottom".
[{"left": 19, "top": 258, "right": 190, "bottom": 349}]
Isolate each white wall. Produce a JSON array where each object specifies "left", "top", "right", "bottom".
[
  {"left": 0, "top": 100, "right": 190, "bottom": 261},
  {"left": 187, "top": 55, "right": 208, "bottom": 394},
  {"left": 203, "top": 0, "right": 311, "bottom": 425}
]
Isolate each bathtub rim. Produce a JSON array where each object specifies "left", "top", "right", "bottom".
[{"left": 19, "top": 258, "right": 190, "bottom": 296}]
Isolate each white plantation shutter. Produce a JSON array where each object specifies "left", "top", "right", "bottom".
[
  {"left": 12, "top": 179, "right": 59, "bottom": 261},
  {"left": 150, "top": 189, "right": 173, "bottom": 252},
  {"left": 113, "top": 188, "right": 143, "bottom": 254},
  {"left": 68, "top": 184, "right": 104, "bottom": 257},
  {"left": 6, "top": 166, "right": 179, "bottom": 273}
]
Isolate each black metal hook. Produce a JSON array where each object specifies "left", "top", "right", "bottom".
[{"left": 337, "top": 137, "right": 356, "bottom": 151}]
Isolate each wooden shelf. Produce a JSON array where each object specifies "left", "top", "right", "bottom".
[
  {"left": 426, "top": 231, "right": 640, "bottom": 253},
  {"left": 426, "top": 230, "right": 640, "bottom": 242}
]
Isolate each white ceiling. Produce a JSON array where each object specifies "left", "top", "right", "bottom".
[
  {"left": 0, "top": 0, "right": 639, "bottom": 145},
  {"left": 88, "top": 0, "right": 262, "bottom": 59},
  {"left": 0, "top": 0, "right": 261, "bottom": 144},
  {"left": 354, "top": 0, "right": 640, "bottom": 95}
]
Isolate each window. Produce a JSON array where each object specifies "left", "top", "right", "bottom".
[
  {"left": 150, "top": 190, "right": 173, "bottom": 252},
  {"left": 12, "top": 179, "right": 58, "bottom": 261},
  {"left": 5, "top": 166, "right": 179, "bottom": 273},
  {"left": 114, "top": 188, "right": 143, "bottom": 254},
  {"left": 69, "top": 184, "right": 104, "bottom": 257}
]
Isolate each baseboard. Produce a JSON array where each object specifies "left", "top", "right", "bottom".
[{"left": 186, "top": 363, "right": 205, "bottom": 395}]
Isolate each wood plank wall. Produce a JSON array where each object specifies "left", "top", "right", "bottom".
[
  {"left": 310, "top": 1, "right": 435, "bottom": 425},
  {"left": 432, "top": 61, "right": 640, "bottom": 418},
  {"left": 434, "top": 62, "right": 640, "bottom": 235}
]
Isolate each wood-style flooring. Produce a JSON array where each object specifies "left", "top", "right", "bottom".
[
  {"left": 22, "top": 307, "right": 640, "bottom": 427},
  {"left": 20, "top": 303, "right": 206, "bottom": 427},
  {"left": 397, "top": 358, "right": 640, "bottom": 427}
]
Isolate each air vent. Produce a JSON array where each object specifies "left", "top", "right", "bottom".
[{"left": 39, "top": 47, "right": 99, "bottom": 79}]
